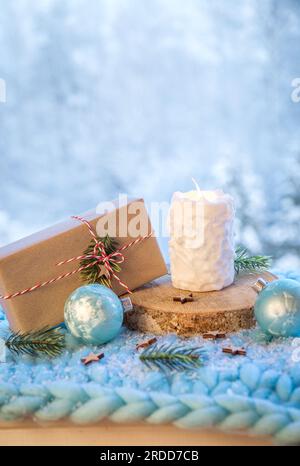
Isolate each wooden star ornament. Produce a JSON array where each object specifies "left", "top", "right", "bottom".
[
  {"left": 173, "top": 294, "right": 194, "bottom": 304},
  {"left": 81, "top": 352, "right": 104, "bottom": 365},
  {"left": 203, "top": 331, "right": 226, "bottom": 340},
  {"left": 136, "top": 337, "right": 157, "bottom": 350},
  {"left": 222, "top": 346, "right": 246, "bottom": 356}
]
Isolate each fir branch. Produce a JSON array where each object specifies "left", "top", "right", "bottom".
[
  {"left": 139, "top": 342, "right": 204, "bottom": 371},
  {"left": 5, "top": 327, "right": 65, "bottom": 358},
  {"left": 234, "top": 246, "right": 271, "bottom": 274},
  {"left": 80, "top": 235, "right": 120, "bottom": 287}
]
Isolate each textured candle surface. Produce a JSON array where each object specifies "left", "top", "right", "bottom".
[{"left": 169, "top": 190, "right": 235, "bottom": 292}]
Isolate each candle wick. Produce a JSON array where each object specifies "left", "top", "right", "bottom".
[{"left": 191, "top": 178, "right": 202, "bottom": 195}]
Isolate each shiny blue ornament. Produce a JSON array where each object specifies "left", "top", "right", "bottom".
[
  {"left": 64, "top": 284, "right": 124, "bottom": 345},
  {"left": 254, "top": 278, "right": 300, "bottom": 337}
]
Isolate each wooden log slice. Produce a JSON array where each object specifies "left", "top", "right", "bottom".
[{"left": 124, "top": 272, "right": 277, "bottom": 336}]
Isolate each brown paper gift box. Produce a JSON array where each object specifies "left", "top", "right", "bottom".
[{"left": 0, "top": 198, "right": 167, "bottom": 332}]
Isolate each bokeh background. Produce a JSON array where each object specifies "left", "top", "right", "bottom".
[{"left": 0, "top": 0, "right": 299, "bottom": 267}]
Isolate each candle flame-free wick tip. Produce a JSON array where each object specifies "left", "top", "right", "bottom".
[{"left": 192, "top": 178, "right": 201, "bottom": 193}]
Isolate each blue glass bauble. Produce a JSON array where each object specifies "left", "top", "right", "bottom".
[
  {"left": 254, "top": 279, "right": 300, "bottom": 337},
  {"left": 64, "top": 284, "right": 124, "bottom": 345}
]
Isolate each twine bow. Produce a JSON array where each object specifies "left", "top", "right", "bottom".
[{"left": 0, "top": 215, "right": 152, "bottom": 300}]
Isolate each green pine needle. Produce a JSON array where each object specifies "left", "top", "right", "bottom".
[
  {"left": 234, "top": 246, "right": 271, "bottom": 274},
  {"left": 140, "top": 342, "right": 204, "bottom": 371},
  {"left": 80, "top": 234, "right": 120, "bottom": 287},
  {"left": 5, "top": 327, "right": 65, "bottom": 358}
]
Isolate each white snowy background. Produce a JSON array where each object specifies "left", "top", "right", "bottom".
[{"left": 0, "top": 0, "right": 300, "bottom": 267}]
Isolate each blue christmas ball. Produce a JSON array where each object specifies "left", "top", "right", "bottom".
[
  {"left": 64, "top": 284, "right": 124, "bottom": 345},
  {"left": 254, "top": 279, "right": 300, "bottom": 337}
]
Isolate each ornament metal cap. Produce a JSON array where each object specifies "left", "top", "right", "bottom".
[
  {"left": 252, "top": 278, "right": 268, "bottom": 293},
  {"left": 120, "top": 297, "right": 133, "bottom": 312}
]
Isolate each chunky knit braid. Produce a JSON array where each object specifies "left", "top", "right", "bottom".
[{"left": 1, "top": 363, "right": 300, "bottom": 445}]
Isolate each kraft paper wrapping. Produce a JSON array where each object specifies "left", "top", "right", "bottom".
[{"left": 0, "top": 198, "right": 167, "bottom": 332}]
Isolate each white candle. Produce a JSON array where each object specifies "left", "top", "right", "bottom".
[{"left": 168, "top": 181, "right": 235, "bottom": 292}]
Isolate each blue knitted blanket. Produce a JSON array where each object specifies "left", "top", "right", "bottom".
[{"left": 0, "top": 270, "right": 300, "bottom": 445}]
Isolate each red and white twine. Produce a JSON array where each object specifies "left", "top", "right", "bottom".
[{"left": 0, "top": 215, "right": 152, "bottom": 300}]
